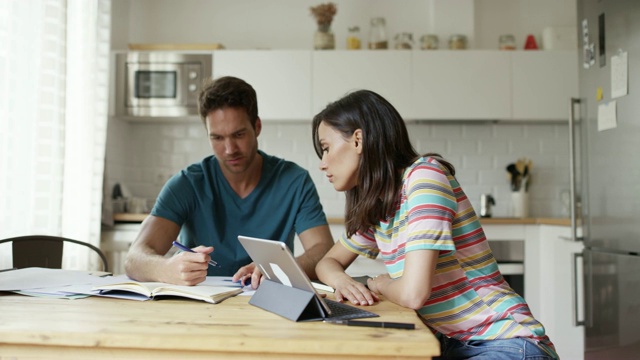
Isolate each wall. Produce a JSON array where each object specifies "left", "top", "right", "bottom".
[
  {"left": 106, "top": 0, "right": 577, "bottom": 220},
  {"left": 111, "top": 0, "right": 576, "bottom": 51},
  {"left": 106, "top": 119, "right": 570, "bottom": 219}
]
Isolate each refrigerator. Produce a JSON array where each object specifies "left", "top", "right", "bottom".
[{"left": 574, "top": 0, "right": 640, "bottom": 359}]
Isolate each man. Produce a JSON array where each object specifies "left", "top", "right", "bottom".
[{"left": 125, "top": 76, "right": 334, "bottom": 289}]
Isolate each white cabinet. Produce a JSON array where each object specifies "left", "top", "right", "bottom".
[
  {"left": 312, "top": 51, "right": 412, "bottom": 119},
  {"left": 211, "top": 50, "right": 577, "bottom": 122},
  {"left": 213, "top": 50, "right": 312, "bottom": 120},
  {"left": 535, "top": 225, "right": 584, "bottom": 360},
  {"left": 100, "top": 223, "right": 141, "bottom": 275},
  {"left": 485, "top": 223, "right": 584, "bottom": 359},
  {"left": 511, "top": 51, "right": 578, "bottom": 120},
  {"left": 411, "top": 51, "right": 512, "bottom": 120}
]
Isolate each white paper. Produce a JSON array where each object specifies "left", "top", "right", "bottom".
[
  {"left": 611, "top": 51, "right": 628, "bottom": 98},
  {"left": 597, "top": 101, "right": 617, "bottom": 131},
  {"left": 0, "top": 267, "right": 112, "bottom": 291}
]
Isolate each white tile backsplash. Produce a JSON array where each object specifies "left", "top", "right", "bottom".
[{"left": 106, "top": 120, "right": 570, "bottom": 219}]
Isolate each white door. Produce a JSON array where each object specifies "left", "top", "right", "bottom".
[
  {"left": 412, "top": 51, "right": 512, "bottom": 120},
  {"left": 511, "top": 51, "right": 578, "bottom": 120}
]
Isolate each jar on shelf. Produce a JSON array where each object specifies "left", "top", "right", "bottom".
[
  {"left": 394, "top": 32, "right": 414, "bottom": 49},
  {"left": 420, "top": 34, "right": 439, "bottom": 50},
  {"left": 314, "top": 23, "right": 335, "bottom": 50},
  {"left": 448, "top": 34, "right": 468, "bottom": 50},
  {"left": 346, "top": 26, "right": 361, "bottom": 50},
  {"left": 368, "top": 17, "right": 388, "bottom": 49},
  {"left": 499, "top": 34, "right": 516, "bottom": 50}
]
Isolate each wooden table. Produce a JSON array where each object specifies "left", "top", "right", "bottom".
[{"left": 0, "top": 294, "right": 439, "bottom": 359}]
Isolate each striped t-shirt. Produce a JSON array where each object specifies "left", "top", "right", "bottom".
[{"left": 340, "top": 156, "right": 556, "bottom": 355}]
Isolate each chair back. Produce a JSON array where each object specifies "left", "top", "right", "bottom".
[{"left": 0, "top": 235, "right": 109, "bottom": 272}]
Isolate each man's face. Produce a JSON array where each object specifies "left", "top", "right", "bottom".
[{"left": 205, "top": 107, "right": 261, "bottom": 175}]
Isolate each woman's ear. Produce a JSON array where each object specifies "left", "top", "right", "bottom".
[{"left": 353, "top": 129, "right": 363, "bottom": 154}]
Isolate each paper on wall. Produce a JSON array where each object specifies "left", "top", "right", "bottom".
[
  {"left": 611, "top": 51, "right": 628, "bottom": 99},
  {"left": 597, "top": 101, "right": 617, "bottom": 131}
]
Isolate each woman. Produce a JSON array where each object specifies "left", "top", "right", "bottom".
[{"left": 312, "top": 90, "right": 558, "bottom": 360}]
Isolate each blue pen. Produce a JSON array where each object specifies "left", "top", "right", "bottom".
[
  {"left": 172, "top": 241, "right": 218, "bottom": 267},
  {"left": 224, "top": 278, "right": 251, "bottom": 286}
]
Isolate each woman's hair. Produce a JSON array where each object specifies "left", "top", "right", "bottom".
[
  {"left": 197, "top": 76, "right": 259, "bottom": 128},
  {"left": 312, "top": 90, "right": 455, "bottom": 237}
]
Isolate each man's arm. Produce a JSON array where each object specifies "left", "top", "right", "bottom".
[
  {"left": 124, "top": 215, "right": 212, "bottom": 285},
  {"left": 295, "top": 224, "right": 334, "bottom": 280}
]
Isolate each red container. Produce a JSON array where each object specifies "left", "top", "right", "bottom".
[{"left": 524, "top": 34, "right": 538, "bottom": 50}]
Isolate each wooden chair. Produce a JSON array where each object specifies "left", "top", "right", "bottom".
[{"left": 0, "top": 235, "right": 109, "bottom": 272}]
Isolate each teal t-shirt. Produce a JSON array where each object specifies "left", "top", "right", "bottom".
[{"left": 151, "top": 150, "right": 328, "bottom": 276}]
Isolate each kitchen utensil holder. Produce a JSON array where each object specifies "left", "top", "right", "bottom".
[{"left": 511, "top": 191, "right": 529, "bottom": 218}]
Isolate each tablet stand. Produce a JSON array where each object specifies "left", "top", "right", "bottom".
[{"left": 249, "top": 279, "right": 326, "bottom": 321}]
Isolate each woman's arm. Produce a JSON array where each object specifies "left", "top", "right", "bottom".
[
  {"left": 316, "top": 241, "right": 379, "bottom": 306},
  {"left": 367, "top": 249, "right": 439, "bottom": 310}
]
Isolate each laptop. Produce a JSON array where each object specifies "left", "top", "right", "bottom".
[{"left": 237, "top": 235, "right": 379, "bottom": 322}]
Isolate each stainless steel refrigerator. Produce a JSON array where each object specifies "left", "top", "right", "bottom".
[{"left": 573, "top": 0, "right": 640, "bottom": 359}]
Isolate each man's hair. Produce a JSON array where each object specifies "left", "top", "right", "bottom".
[{"left": 197, "top": 76, "right": 259, "bottom": 128}]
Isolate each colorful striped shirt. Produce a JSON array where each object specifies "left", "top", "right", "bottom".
[{"left": 341, "top": 156, "right": 556, "bottom": 356}]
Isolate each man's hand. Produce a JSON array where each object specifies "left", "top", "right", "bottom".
[
  {"left": 232, "top": 263, "right": 263, "bottom": 290},
  {"left": 162, "top": 245, "right": 213, "bottom": 286}
]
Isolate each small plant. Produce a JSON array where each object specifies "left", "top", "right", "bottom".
[{"left": 310, "top": 2, "right": 337, "bottom": 27}]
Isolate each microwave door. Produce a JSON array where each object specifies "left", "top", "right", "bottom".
[{"left": 126, "top": 63, "right": 187, "bottom": 111}]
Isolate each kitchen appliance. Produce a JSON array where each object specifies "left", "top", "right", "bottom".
[
  {"left": 572, "top": 1, "right": 640, "bottom": 358},
  {"left": 115, "top": 52, "right": 212, "bottom": 117},
  {"left": 479, "top": 193, "right": 495, "bottom": 218}
]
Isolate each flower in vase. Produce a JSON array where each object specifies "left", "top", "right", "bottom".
[{"left": 310, "top": 2, "right": 337, "bottom": 31}]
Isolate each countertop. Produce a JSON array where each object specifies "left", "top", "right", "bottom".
[{"left": 113, "top": 213, "right": 570, "bottom": 227}]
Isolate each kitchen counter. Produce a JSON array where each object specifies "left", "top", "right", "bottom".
[
  {"left": 328, "top": 217, "right": 571, "bottom": 227},
  {"left": 114, "top": 213, "right": 570, "bottom": 227}
]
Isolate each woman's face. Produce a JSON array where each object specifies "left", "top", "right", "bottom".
[{"left": 317, "top": 121, "right": 361, "bottom": 192}]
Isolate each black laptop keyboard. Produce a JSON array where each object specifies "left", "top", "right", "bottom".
[{"left": 324, "top": 298, "right": 379, "bottom": 320}]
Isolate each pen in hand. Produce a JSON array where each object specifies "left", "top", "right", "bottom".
[{"left": 172, "top": 241, "right": 218, "bottom": 267}]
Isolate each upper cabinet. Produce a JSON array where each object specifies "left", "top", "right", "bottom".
[
  {"left": 411, "top": 51, "right": 511, "bottom": 120},
  {"left": 511, "top": 50, "right": 578, "bottom": 121},
  {"left": 312, "top": 51, "right": 412, "bottom": 119},
  {"left": 212, "top": 50, "right": 312, "bottom": 121},
  {"left": 211, "top": 50, "right": 578, "bottom": 122}
]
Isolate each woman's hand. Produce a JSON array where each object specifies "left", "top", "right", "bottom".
[
  {"left": 366, "top": 273, "right": 391, "bottom": 294},
  {"left": 232, "top": 263, "right": 263, "bottom": 289},
  {"left": 333, "top": 274, "right": 379, "bottom": 306}
]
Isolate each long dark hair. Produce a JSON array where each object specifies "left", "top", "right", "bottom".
[{"left": 312, "top": 90, "right": 455, "bottom": 237}]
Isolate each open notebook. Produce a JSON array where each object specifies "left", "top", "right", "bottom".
[
  {"left": 92, "top": 278, "right": 243, "bottom": 304},
  {"left": 238, "top": 235, "right": 379, "bottom": 322}
]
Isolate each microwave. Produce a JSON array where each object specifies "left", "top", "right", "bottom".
[{"left": 115, "top": 52, "right": 212, "bottom": 117}]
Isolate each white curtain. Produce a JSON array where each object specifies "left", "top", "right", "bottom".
[{"left": 0, "top": 0, "right": 111, "bottom": 270}]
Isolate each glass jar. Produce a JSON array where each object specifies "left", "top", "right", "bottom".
[
  {"left": 313, "top": 23, "right": 335, "bottom": 50},
  {"left": 448, "top": 34, "right": 467, "bottom": 50},
  {"left": 499, "top": 34, "right": 516, "bottom": 50},
  {"left": 368, "top": 17, "right": 388, "bottom": 49},
  {"left": 394, "top": 32, "right": 414, "bottom": 50},
  {"left": 346, "top": 26, "right": 361, "bottom": 50},
  {"left": 420, "top": 34, "right": 439, "bottom": 50}
]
